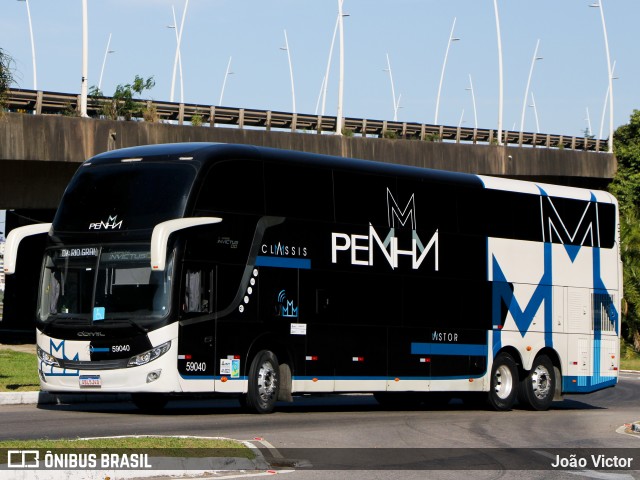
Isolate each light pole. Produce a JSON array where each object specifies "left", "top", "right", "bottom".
[
  {"left": 98, "top": 33, "right": 114, "bottom": 92},
  {"left": 434, "top": 17, "right": 459, "bottom": 125},
  {"left": 590, "top": 1, "right": 613, "bottom": 152},
  {"left": 80, "top": 0, "right": 88, "bottom": 117},
  {"left": 384, "top": 53, "right": 399, "bottom": 121},
  {"left": 336, "top": 0, "right": 345, "bottom": 136},
  {"left": 493, "top": 0, "right": 503, "bottom": 145},
  {"left": 529, "top": 91, "right": 540, "bottom": 133},
  {"left": 17, "top": 0, "right": 36, "bottom": 90},
  {"left": 598, "top": 60, "right": 617, "bottom": 141},
  {"left": 519, "top": 39, "right": 542, "bottom": 135},
  {"left": 585, "top": 107, "right": 593, "bottom": 137},
  {"left": 466, "top": 74, "right": 478, "bottom": 130},
  {"left": 281, "top": 30, "right": 296, "bottom": 113},
  {"left": 320, "top": 10, "right": 339, "bottom": 116},
  {"left": 170, "top": 0, "right": 189, "bottom": 103},
  {"left": 218, "top": 56, "right": 234, "bottom": 106}
]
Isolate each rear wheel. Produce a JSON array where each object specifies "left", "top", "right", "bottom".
[
  {"left": 518, "top": 355, "right": 555, "bottom": 411},
  {"left": 245, "top": 350, "right": 280, "bottom": 414},
  {"left": 488, "top": 353, "right": 518, "bottom": 411}
]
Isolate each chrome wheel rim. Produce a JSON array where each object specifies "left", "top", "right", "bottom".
[
  {"left": 494, "top": 364, "right": 514, "bottom": 400},
  {"left": 257, "top": 361, "right": 277, "bottom": 403},
  {"left": 531, "top": 364, "right": 551, "bottom": 400}
]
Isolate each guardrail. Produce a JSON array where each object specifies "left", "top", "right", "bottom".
[{"left": 5, "top": 88, "right": 609, "bottom": 152}]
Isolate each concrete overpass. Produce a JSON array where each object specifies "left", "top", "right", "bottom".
[{"left": 0, "top": 113, "right": 616, "bottom": 210}]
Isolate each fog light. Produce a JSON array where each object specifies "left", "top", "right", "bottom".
[{"left": 147, "top": 369, "right": 162, "bottom": 383}]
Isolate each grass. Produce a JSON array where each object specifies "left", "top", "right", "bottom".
[
  {"left": 0, "top": 350, "right": 39, "bottom": 392},
  {"left": 620, "top": 339, "right": 640, "bottom": 371}
]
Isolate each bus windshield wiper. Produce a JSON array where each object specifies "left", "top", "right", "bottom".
[{"left": 102, "top": 317, "right": 149, "bottom": 334}]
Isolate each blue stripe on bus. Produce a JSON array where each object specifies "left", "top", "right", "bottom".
[
  {"left": 89, "top": 348, "right": 110, "bottom": 353},
  {"left": 180, "top": 375, "right": 248, "bottom": 380},
  {"left": 255, "top": 256, "right": 311, "bottom": 269},
  {"left": 293, "top": 374, "right": 486, "bottom": 381},
  {"left": 562, "top": 376, "right": 616, "bottom": 393},
  {"left": 410, "top": 342, "right": 487, "bottom": 356}
]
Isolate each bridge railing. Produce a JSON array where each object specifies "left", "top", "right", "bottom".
[{"left": 4, "top": 88, "right": 609, "bottom": 152}]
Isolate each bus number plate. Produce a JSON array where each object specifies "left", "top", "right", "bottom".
[{"left": 79, "top": 375, "right": 101, "bottom": 388}]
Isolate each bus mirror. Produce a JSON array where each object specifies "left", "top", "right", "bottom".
[
  {"left": 150, "top": 217, "right": 222, "bottom": 271},
  {"left": 4, "top": 223, "right": 52, "bottom": 275}
]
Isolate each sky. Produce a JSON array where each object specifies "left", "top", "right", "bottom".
[{"left": 0, "top": 1, "right": 638, "bottom": 139}]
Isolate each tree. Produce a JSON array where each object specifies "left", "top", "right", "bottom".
[
  {"left": 609, "top": 110, "right": 640, "bottom": 350},
  {"left": 0, "top": 48, "right": 16, "bottom": 110},
  {"left": 95, "top": 75, "right": 155, "bottom": 120}
]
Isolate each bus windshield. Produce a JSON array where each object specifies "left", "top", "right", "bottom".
[{"left": 39, "top": 246, "right": 173, "bottom": 323}]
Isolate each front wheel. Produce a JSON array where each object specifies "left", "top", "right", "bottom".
[
  {"left": 245, "top": 350, "right": 280, "bottom": 414},
  {"left": 518, "top": 355, "right": 555, "bottom": 411},
  {"left": 488, "top": 353, "right": 518, "bottom": 411}
]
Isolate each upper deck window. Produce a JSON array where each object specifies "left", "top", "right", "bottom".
[{"left": 53, "top": 162, "right": 198, "bottom": 233}]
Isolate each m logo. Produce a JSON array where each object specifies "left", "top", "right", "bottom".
[
  {"left": 539, "top": 193, "right": 601, "bottom": 261},
  {"left": 387, "top": 188, "right": 416, "bottom": 229}
]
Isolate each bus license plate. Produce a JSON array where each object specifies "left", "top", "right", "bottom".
[{"left": 79, "top": 375, "right": 101, "bottom": 388}]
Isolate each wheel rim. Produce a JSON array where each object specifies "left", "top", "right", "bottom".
[
  {"left": 531, "top": 364, "right": 551, "bottom": 400},
  {"left": 493, "top": 364, "right": 514, "bottom": 400},
  {"left": 257, "top": 361, "right": 277, "bottom": 404}
]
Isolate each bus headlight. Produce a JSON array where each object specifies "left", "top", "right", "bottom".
[
  {"left": 127, "top": 341, "right": 171, "bottom": 367},
  {"left": 37, "top": 346, "right": 60, "bottom": 367}
]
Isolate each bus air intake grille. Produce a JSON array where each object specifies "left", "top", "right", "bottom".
[{"left": 58, "top": 358, "right": 130, "bottom": 370}]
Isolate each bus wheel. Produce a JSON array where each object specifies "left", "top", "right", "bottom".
[
  {"left": 488, "top": 353, "right": 518, "bottom": 411},
  {"left": 246, "top": 350, "right": 280, "bottom": 414},
  {"left": 518, "top": 355, "right": 555, "bottom": 411},
  {"left": 131, "top": 393, "right": 168, "bottom": 413}
]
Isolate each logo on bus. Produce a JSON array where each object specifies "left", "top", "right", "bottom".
[
  {"left": 275, "top": 290, "right": 298, "bottom": 318},
  {"left": 89, "top": 215, "right": 123, "bottom": 230},
  {"left": 331, "top": 188, "right": 439, "bottom": 271}
]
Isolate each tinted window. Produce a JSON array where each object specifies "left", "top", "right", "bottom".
[
  {"left": 54, "top": 162, "right": 197, "bottom": 232},
  {"left": 334, "top": 170, "right": 395, "bottom": 226},
  {"left": 196, "top": 159, "right": 265, "bottom": 215},
  {"left": 264, "top": 162, "right": 333, "bottom": 221}
]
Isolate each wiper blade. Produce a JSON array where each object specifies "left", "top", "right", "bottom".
[{"left": 101, "top": 318, "right": 148, "bottom": 334}]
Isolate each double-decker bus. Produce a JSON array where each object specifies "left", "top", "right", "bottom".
[{"left": 4, "top": 143, "right": 621, "bottom": 413}]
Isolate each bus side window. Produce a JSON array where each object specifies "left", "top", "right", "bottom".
[{"left": 183, "top": 270, "right": 211, "bottom": 313}]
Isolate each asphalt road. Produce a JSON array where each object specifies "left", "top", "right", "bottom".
[{"left": 1, "top": 372, "right": 639, "bottom": 480}]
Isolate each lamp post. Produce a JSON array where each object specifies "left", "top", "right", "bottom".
[
  {"left": 466, "top": 74, "right": 478, "bottom": 130},
  {"left": 598, "top": 60, "right": 617, "bottom": 141},
  {"left": 384, "top": 53, "right": 399, "bottom": 121},
  {"left": 519, "top": 39, "right": 542, "bottom": 135},
  {"left": 218, "top": 56, "right": 233, "bottom": 106},
  {"left": 434, "top": 17, "right": 459, "bottom": 125},
  {"left": 98, "top": 33, "right": 114, "bottom": 92},
  {"left": 590, "top": 1, "right": 613, "bottom": 152},
  {"left": 17, "top": 0, "right": 36, "bottom": 90},
  {"left": 529, "top": 91, "right": 540, "bottom": 133},
  {"left": 170, "top": 0, "right": 189, "bottom": 103},
  {"left": 493, "top": 0, "right": 503, "bottom": 145},
  {"left": 80, "top": 0, "right": 88, "bottom": 117},
  {"left": 336, "top": 0, "right": 345, "bottom": 136},
  {"left": 280, "top": 30, "right": 296, "bottom": 114}
]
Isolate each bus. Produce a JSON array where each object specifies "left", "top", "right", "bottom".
[{"left": 4, "top": 143, "right": 621, "bottom": 413}]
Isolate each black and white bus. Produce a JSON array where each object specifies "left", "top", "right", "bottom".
[{"left": 4, "top": 143, "right": 621, "bottom": 413}]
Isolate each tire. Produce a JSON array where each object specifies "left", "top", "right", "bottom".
[
  {"left": 488, "top": 353, "right": 518, "bottom": 411},
  {"left": 131, "top": 393, "right": 169, "bottom": 413},
  {"left": 245, "top": 350, "right": 280, "bottom": 414},
  {"left": 518, "top": 355, "right": 555, "bottom": 411}
]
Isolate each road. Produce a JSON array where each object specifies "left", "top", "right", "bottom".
[{"left": 1, "top": 372, "right": 639, "bottom": 479}]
